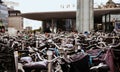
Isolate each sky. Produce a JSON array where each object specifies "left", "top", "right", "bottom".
[{"left": 2, "top": 0, "right": 120, "bottom": 30}]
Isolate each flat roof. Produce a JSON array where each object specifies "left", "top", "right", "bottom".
[{"left": 21, "top": 8, "right": 120, "bottom": 21}]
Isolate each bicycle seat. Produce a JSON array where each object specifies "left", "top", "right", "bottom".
[
  {"left": 20, "top": 56, "right": 32, "bottom": 63},
  {"left": 23, "top": 60, "right": 47, "bottom": 69}
]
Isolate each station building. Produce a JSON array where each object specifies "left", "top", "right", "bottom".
[{"left": 21, "top": 0, "right": 120, "bottom": 33}]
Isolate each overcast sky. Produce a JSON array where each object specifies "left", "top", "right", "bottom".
[
  {"left": 3, "top": 0, "right": 120, "bottom": 30},
  {"left": 7, "top": 0, "right": 120, "bottom": 13}
]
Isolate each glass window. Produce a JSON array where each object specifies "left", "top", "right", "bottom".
[
  {"left": 106, "top": 14, "right": 110, "bottom": 22},
  {"left": 111, "top": 14, "right": 120, "bottom": 22},
  {"left": 102, "top": 16, "right": 105, "bottom": 22}
]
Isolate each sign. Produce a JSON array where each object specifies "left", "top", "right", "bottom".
[{"left": 115, "top": 22, "right": 120, "bottom": 32}]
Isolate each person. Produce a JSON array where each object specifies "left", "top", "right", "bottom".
[
  {"left": 0, "top": 26, "right": 5, "bottom": 33},
  {"left": 44, "top": 28, "right": 51, "bottom": 33},
  {"left": 17, "top": 30, "right": 23, "bottom": 38},
  {"left": 84, "top": 31, "right": 89, "bottom": 37}
]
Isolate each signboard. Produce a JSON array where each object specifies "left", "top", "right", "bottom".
[{"left": 115, "top": 22, "right": 120, "bottom": 32}]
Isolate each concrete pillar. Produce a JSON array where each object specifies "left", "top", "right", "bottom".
[
  {"left": 42, "top": 21, "right": 46, "bottom": 33},
  {"left": 89, "top": 0, "right": 94, "bottom": 31},
  {"left": 76, "top": 0, "right": 94, "bottom": 33},
  {"left": 51, "top": 19, "right": 54, "bottom": 33},
  {"left": 72, "top": 19, "right": 76, "bottom": 31}
]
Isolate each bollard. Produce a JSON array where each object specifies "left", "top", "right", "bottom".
[
  {"left": 22, "top": 40, "right": 24, "bottom": 50},
  {"left": 14, "top": 51, "right": 18, "bottom": 72},
  {"left": 112, "top": 37, "right": 115, "bottom": 44},
  {"left": 36, "top": 40, "right": 39, "bottom": 48},
  {"left": 112, "top": 34, "right": 115, "bottom": 44},
  {"left": 47, "top": 50, "right": 53, "bottom": 72}
]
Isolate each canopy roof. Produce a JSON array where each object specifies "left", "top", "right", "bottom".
[{"left": 21, "top": 8, "right": 120, "bottom": 21}]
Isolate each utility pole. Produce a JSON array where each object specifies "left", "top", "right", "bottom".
[{"left": 76, "top": 0, "right": 94, "bottom": 33}]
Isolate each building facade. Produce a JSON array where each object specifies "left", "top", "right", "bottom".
[
  {"left": 0, "top": 1, "right": 8, "bottom": 32},
  {"left": 94, "top": 0, "right": 120, "bottom": 32},
  {"left": 21, "top": 0, "right": 120, "bottom": 33},
  {"left": 42, "top": 19, "right": 76, "bottom": 33},
  {"left": 8, "top": 9, "right": 23, "bottom": 31},
  {"left": 24, "top": 26, "right": 32, "bottom": 33}
]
